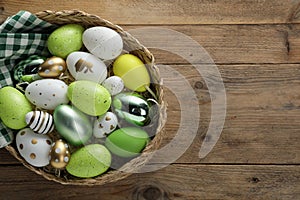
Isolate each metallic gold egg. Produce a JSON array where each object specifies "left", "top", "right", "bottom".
[
  {"left": 38, "top": 57, "right": 67, "bottom": 78},
  {"left": 49, "top": 139, "right": 70, "bottom": 169}
]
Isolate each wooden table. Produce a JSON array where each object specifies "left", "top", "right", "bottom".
[{"left": 1, "top": 1, "right": 300, "bottom": 199}]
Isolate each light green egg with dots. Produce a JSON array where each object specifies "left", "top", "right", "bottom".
[
  {"left": 47, "top": 24, "right": 84, "bottom": 59},
  {"left": 66, "top": 144, "right": 111, "bottom": 178},
  {"left": 0, "top": 86, "right": 33, "bottom": 129},
  {"left": 67, "top": 80, "right": 111, "bottom": 116}
]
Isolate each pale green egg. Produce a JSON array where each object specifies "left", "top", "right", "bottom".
[
  {"left": 66, "top": 144, "right": 111, "bottom": 178},
  {"left": 67, "top": 80, "right": 111, "bottom": 116},
  {"left": 47, "top": 24, "right": 84, "bottom": 59},
  {"left": 0, "top": 86, "right": 33, "bottom": 129}
]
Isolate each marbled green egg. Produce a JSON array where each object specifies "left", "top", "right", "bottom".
[
  {"left": 53, "top": 104, "right": 92, "bottom": 146},
  {"left": 0, "top": 86, "right": 33, "bottom": 129},
  {"left": 66, "top": 144, "right": 111, "bottom": 178},
  {"left": 105, "top": 127, "right": 149, "bottom": 157},
  {"left": 67, "top": 80, "right": 111, "bottom": 116},
  {"left": 47, "top": 24, "right": 84, "bottom": 59}
]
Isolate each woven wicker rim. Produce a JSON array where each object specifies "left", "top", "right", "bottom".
[{"left": 5, "top": 10, "right": 167, "bottom": 185}]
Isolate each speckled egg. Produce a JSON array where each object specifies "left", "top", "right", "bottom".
[
  {"left": 16, "top": 128, "right": 52, "bottom": 167},
  {"left": 93, "top": 112, "right": 118, "bottom": 138},
  {"left": 66, "top": 51, "right": 107, "bottom": 83},
  {"left": 47, "top": 24, "right": 84, "bottom": 59},
  {"left": 66, "top": 144, "right": 111, "bottom": 178},
  {"left": 102, "top": 76, "right": 124, "bottom": 96},
  {"left": 67, "top": 80, "right": 111, "bottom": 116},
  {"left": 0, "top": 86, "right": 33, "bottom": 129},
  {"left": 83, "top": 26, "right": 123, "bottom": 60},
  {"left": 49, "top": 139, "right": 70, "bottom": 169},
  {"left": 25, "top": 79, "right": 69, "bottom": 110}
]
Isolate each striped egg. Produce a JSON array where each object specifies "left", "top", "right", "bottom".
[{"left": 25, "top": 111, "right": 54, "bottom": 134}]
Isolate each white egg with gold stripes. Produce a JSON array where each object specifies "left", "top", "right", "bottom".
[{"left": 25, "top": 111, "right": 54, "bottom": 134}]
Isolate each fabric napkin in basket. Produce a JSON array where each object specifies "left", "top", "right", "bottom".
[{"left": 0, "top": 10, "right": 57, "bottom": 148}]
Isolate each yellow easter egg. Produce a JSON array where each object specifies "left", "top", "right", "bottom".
[{"left": 113, "top": 54, "right": 150, "bottom": 92}]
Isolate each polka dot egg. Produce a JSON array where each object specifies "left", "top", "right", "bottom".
[
  {"left": 16, "top": 128, "right": 52, "bottom": 167},
  {"left": 25, "top": 79, "right": 69, "bottom": 110},
  {"left": 49, "top": 139, "right": 70, "bottom": 169}
]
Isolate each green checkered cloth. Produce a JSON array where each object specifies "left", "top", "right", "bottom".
[{"left": 0, "top": 10, "right": 58, "bottom": 148}]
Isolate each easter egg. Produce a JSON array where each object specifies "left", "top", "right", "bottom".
[
  {"left": 113, "top": 54, "right": 150, "bottom": 92},
  {"left": 25, "top": 111, "right": 54, "bottom": 134},
  {"left": 67, "top": 80, "right": 111, "bottom": 116},
  {"left": 0, "top": 86, "right": 33, "bottom": 129},
  {"left": 102, "top": 76, "right": 124, "bottom": 95},
  {"left": 49, "top": 139, "right": 70, "bottom": 169},
  {"left": 16, "top": 128, "right": 52, "bottom": 167},
  {"left": 66, "top": 144, "right": 111, "bottom": 178},
  {"left": 105, "top": 127, "right": 149, "bottom": 157},
  {"left": 25, "top": 79, "right": 69, "bottom": 110},
  {"left": 112, "top": 93, "right": 150, "bottom": 126},
  {"left": 54, "top": 105, "right": 93, "bottom": 146},
  {"left": 38, "top": 56, "right": 67, "bottom": 78},
  {"left": 47, "top": 24, "right": 84, "bottom": 59},
  {"left": 93, "top": 112, "right": 118, "bottom": 138},
  {"left": 12, "top": 55, "right": 45, "bottom": 84},
  {"left": 83, "top": 26, "right": 123, "bottom": 60},
  {"left": 66, "top": 51, "right": 107, "bottom": 83}
]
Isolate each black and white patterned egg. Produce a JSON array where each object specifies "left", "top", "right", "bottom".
[{"left": 25, "top": 111, "right": 54, "bottom": 134}]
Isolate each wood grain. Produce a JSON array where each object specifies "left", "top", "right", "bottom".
[
  {"left": 0, "top": 165, "right": 298, "bottom": 199},
  {"left": 1, "top": 1, "right": 300, "bottom": 199},
  {"left": 1, "top": 0, "right": 300, "bottom": 25},
  {"left": 123, "top": 24, "right": 300, "bottom": 64}
]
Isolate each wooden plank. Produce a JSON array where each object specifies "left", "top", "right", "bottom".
[
  {"left": 0, "top": 165, "right": 298, "bottom": 199},
  {"left": 160, "top": 64, "right": 300, "bottom": 164},
  {"left": 123, "top": 24, "right": 300, "bottom": 64},
  {"left": 1, "top": 64, "right": 300, "bottom": 165},
  {"left": 1, "top": 0, "right": 300, "bottom": 25},
  {"left": 0, "top": 21, "right": 299, "bottom": 64}
]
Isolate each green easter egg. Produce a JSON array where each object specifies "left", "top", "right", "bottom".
[
  {"left": 66, "top": 144, "right": 111, "bottom": 178},
  {"left": 0, "top": 86, "right": 33, "bottom": 129},
  {"left": 53, "top": 105, "right": 92, "bottom": 146},
  {"left": 112, "top": 92, "right": 150, "bottom": 126},
  {"left": 113, "top": 54, "right": 150, "bottom": 92},
  {"left": 47, "top": 24, "right": 84, "bottom": 58},
  {"left": 105, "top": 127, "right": 149, "bottom": 157},
  {"left": 67, "top": 80, "right": 111, "bottom": 116}
]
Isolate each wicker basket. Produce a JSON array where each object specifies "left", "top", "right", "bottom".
[{"left": 4, "top": 10, "right": 166, "bottom": 185}]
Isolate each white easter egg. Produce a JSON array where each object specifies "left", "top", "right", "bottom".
[
  {"left": 16, "top": 128, "right": 52, "bottom": 167},
  {"left": 93, "top": 112, "right": 118, "bottom": 138},
  {"left": 102, "top": 76, "right": 124, "bottom": 96},
  {"left": 25, "top": 79, "right": 69, "bottom": 110},
  {"left": 83, "top": 27, "right": 123, "bottom": 60},
  {"left": 66, "top": 51, "right": 107, "bottom": 83}
]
